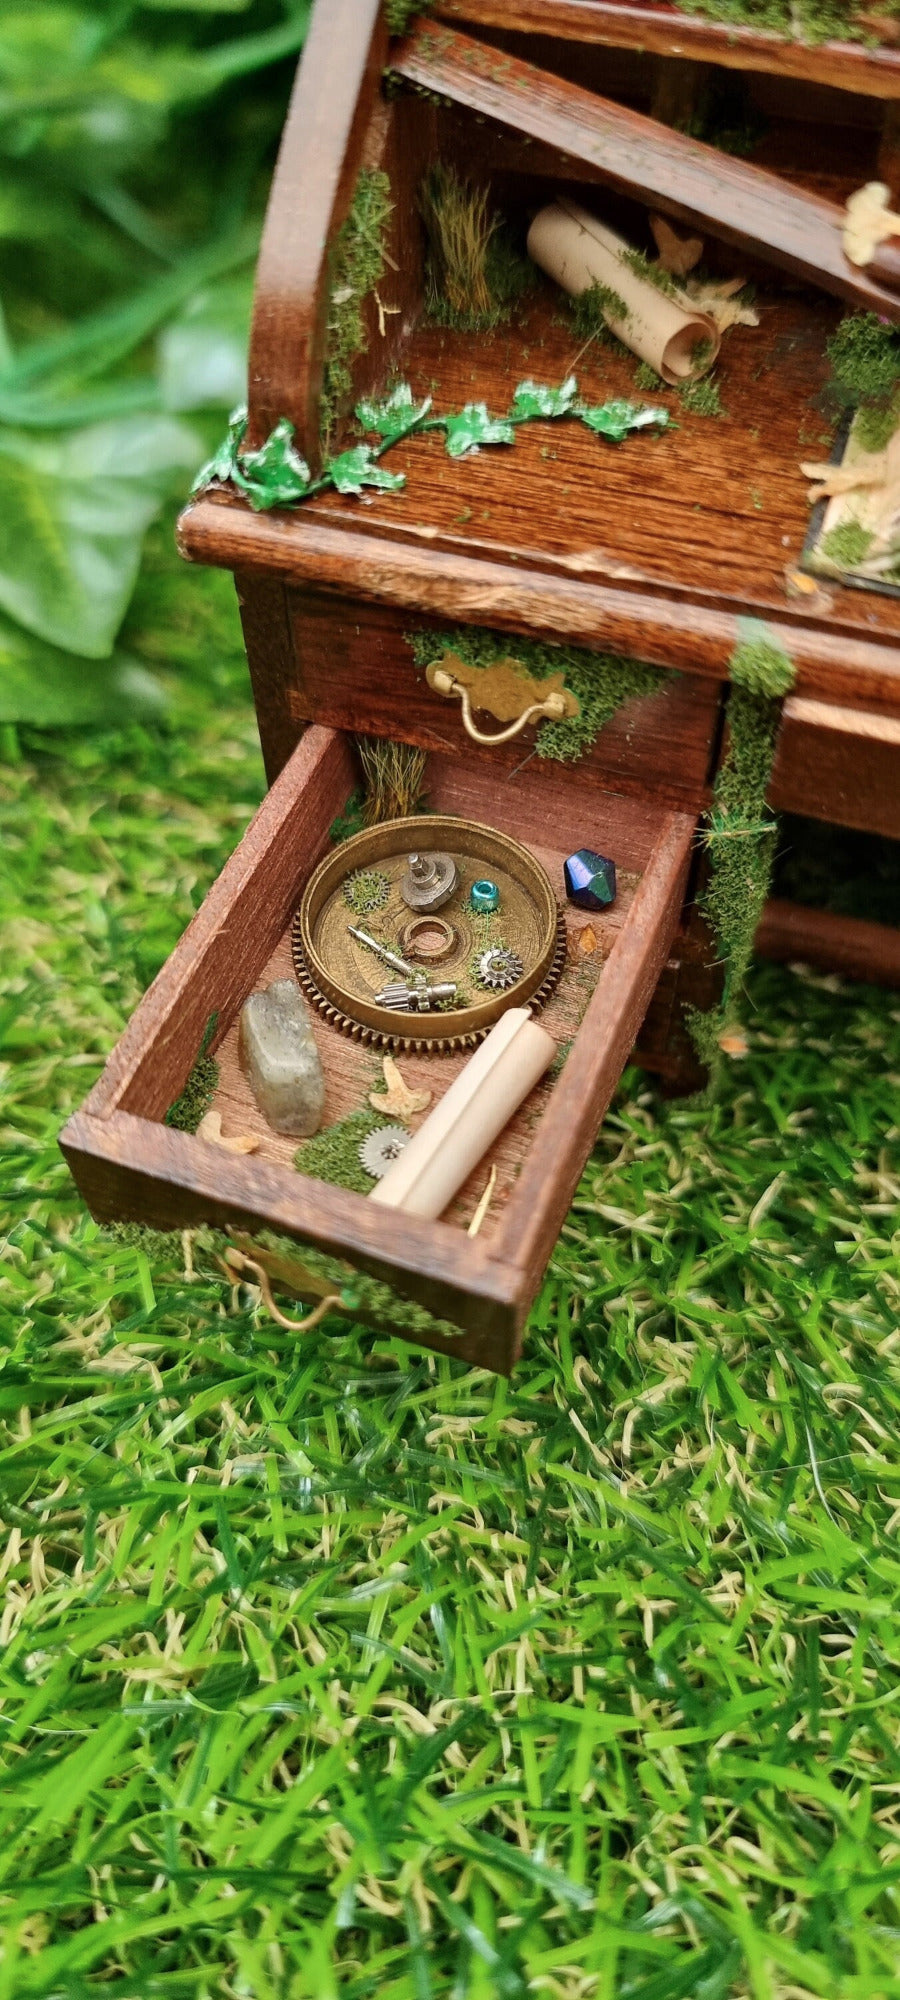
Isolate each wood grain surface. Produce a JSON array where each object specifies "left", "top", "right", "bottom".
[
  {"left": 278, "top": 591, "right": 721, "bottom": 811},
  {"left": 180, "top": 277, "right": 900, "bottom": 711},
  {"left": 246, "top": 0, "right": 386, "bottom": 456},
  {"left": 769, "top": 695, "right": 900, "bottom": 838},
  {"left": 393, "top": 23, "right": 900, "bottom": 318},
  {"left": 430, "top": 0, "right": 900, "bottom": 98},
  {"left": 755, "top": 898, "right": 900, "bottom": 985}
]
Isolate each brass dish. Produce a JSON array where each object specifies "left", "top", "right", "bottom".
[{"left": 292, "top": 815, "right": 566, "bottom": 1052}]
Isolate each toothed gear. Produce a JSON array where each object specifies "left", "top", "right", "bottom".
[
  {"left": 477, "top": 946, "right": 524, "bottom": 991},
  {"left": 359, "top": 1124, "right": 410, "bottom": 1179}
]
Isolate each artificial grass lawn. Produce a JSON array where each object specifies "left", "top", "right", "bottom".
[{"left": 2, "top": 518, "right": 900, "bottom": 1998}]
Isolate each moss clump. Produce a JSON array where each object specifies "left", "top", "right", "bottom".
[
  {"left": 853, "top": 392, "right": 900, "bottom": 454},
  {"left": 420, "top": 163, "right": 532, "bottom": 333},
  {"left": 383, "top": 0, "right": 432, "bottom": 28},
  {"left": 635, "top": 361, "right": 664, "bottom": 390},
  {"left": 819, "top": 519, "right": 875, "bottom": 570},
  {"left": 165, "top": 1015, "right": 219, "bottom": 1135},
  {"left": 679, "top": 374, "right": 725, "bottom": 417},
  {"left": 321, "top": 168, "right": 393, "bottom": 445},
  {"left": 571, "top": 280, "right": 630, "bottom": 337},
  {"left": 296, "top": 1109, "right": 401, "bottom": 1196},
  {"left": 620, "top": 248, "right": 682, "bottom": 301},
  {"left": 330, "top": 789, "right": 367, "bottom": 845},
  {"left": 407, "top": 626, "right": 666, "bottom": 764},
  {"left": 729, "top": 620, "right": 795, "bottom": 699},
  {"left": 827, "top": 314, "right": 900, "bottom": 410}
]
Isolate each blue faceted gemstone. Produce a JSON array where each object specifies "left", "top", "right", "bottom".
[{"left": 564, "top": 847, "right": 617, "bottom": 911}]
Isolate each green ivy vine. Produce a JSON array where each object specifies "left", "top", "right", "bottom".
[{"left": 192, "top": 376, "right": 671, "bottom": 513}]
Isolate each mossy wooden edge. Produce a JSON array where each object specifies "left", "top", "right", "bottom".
[
  {"left": 407, "top": 625, "right": 669, "bottom": 763},
  {"left": 321, "top": 167, "right": 393, "bottom": 447},
  {"left": 110, "top": 1221, "right": 467, "bottom": 1344},
  {"left": 689, "top": 621, "right": 796, "bottom": 1069}
]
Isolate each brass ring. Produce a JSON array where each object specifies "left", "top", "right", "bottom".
[{"left": 400, "top": 915, "right": 456, "bottom": 962}]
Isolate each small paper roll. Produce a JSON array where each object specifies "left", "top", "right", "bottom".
[
  {"left": 527, "top": 198, "right": 719, "bottom": 385},
  {"left": 369, "top": 1007, "right": 556, "bottom": 1220}
]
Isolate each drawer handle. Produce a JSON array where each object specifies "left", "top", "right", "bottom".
[{"left": 427, "top": 664, "right": 570, "bottom": 744}]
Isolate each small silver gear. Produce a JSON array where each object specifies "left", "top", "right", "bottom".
[
  {"left": 359, "top": 1124, "right": 410, "bottom": 1179},
  {"left": 477, "top": 946, "right": 524, "bottom": 991}
]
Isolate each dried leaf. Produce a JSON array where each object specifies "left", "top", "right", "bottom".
[
  {"left": 197, "top": 1110, "right": 259, "bottom": 1154},
  {"left": 650, "top": 214, "right": 704, "bottom": 277},
  {"left": 683, "top": 277, "right": 759, "bottom": 332},
  {"left": 577, "top": 924, "right": 599, "bottom": 956},
  {"left": 369, "top": 1056, "right": 432, "bottom": 1121}
]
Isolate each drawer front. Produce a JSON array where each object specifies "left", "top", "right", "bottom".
[
  {"left": 61, "top": 724, "right": 697, "bottom": 1375},
  {"left": 768, "top": 695, "right": 900, "bottom": 840},
  {"left": 274, "top": 590, "right": 720, "bottom": 812}
]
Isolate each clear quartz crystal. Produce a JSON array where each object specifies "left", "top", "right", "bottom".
[{"left": 238, "top": 978, "right": 325, "bottom": 1135}]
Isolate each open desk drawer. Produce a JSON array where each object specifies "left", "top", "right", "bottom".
[{"left": 60, "top": 726, "right": 695, "bottom": 1374}]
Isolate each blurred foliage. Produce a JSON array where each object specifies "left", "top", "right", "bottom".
[{"left": 0, "top": 0, "right": 311, "bottom": 726}]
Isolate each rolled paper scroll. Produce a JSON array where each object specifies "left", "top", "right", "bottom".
[
  {"left": 369, "top": 1007, "right": 556, "bottom": 1220},
  {"left": 527, "top": 197, "right": 720, "bottom": 385}
]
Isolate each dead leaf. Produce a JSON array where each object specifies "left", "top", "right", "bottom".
[
  {"left": 718, "top": 1029, "right": 749, "bottom": 1057},
  {"left": 577, "top": 924, "right": 599, "bottom": 956},
  {"left": 650, "top": 214, "right": 704, "bottom": 276},
  {"left": 683, "top": 276, "right": 759, "bottom": 332},
  {"left": 197, "top": 1109, "right": 259, "bottom": 1154},
  {"left": 369, "top": 1055, "right": 431, "bottom": 1121}
]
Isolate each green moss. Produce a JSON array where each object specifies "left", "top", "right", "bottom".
[
  {"left": 729, "top": 619, "right": 795, "bottom": 699},
  {"left": 165, "top": 1015, "right": 219, "bottom": 1135},
  {"left": 330, "top": 788, "right": 367, "bottom": 845},
  {"left": 679, "top": 374, "right": 725, "bottom": 417},
  {"left": 619, "top": 249, "right": 682, "bottom": 301},
  {"left": 407, "top": 626, "right": 666, "bottom": 764},
  {"left": 673, "top": 0, "right": 874, "bottom": 44},
  {"left": 571, "top": 280, "right": 630, "bottom": 336},
  {"left": 853, "top": 392, "right": 900, "bottom": 453},
  {"left": 295, "top": 1109, "right": 394, "bottom": 1196},
  {"left": 819, "top": 519, "right": 875, "bottom": 570},
  {"left": 383, "top": 0, "right": 433, "bottom": 29},
  {"left": 827, "top": 313, "right": 900, "bottom": 410},
  {"left": 321, "top": 168, "right": 393, "bottom": 446},
  {"left": 635, "top": 361, "right": 664, "bottom": 390}
]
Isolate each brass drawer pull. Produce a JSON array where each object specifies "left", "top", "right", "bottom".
[{"left": 426, "top": 658, "right": 576, "bottom": 745}]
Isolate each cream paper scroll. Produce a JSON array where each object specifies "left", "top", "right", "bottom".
[
  {"left": 369, "top": 1007, "right": 556, "bottom": 1221},
  {"left": 527, "top": 198, "right": 719, "bottom": 385}
]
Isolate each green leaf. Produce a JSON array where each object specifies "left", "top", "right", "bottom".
[
  {"left": 443, "top": 402, "right": 516, "bottom": 458},
  {"left": 510, "top": 375, "right": 578, "bottom": 420},
  {"left": 326, "top": 444, "right": 405, "bottom": 496},
  {"left": 0, "top": 611, "right": 165, "bottom": 728},
  {"left": 355, "top": 381, "right": 432, "bottom": 439},
  {"left": 192, "top": 402, "right": 248, "bottom": 490},
  {"left": 229, "top": 417, "right": 310, "bottom": 510},
  {"left": 577, "top": 398, "right": 670, "bottom": 441},
  {"left": 157, "top": 272, "right": 253, "bottom": 411},
  {"left": 0, "top": 413, "right": 200, "bottom": 656}
]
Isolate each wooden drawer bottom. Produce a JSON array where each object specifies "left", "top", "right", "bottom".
[{"left": 60, "top": 727, "right": 695, "bottom": 1373}]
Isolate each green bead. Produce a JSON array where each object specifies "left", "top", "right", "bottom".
[{"left": 471, "top": 879, "right": 499, "bottom": 914}]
